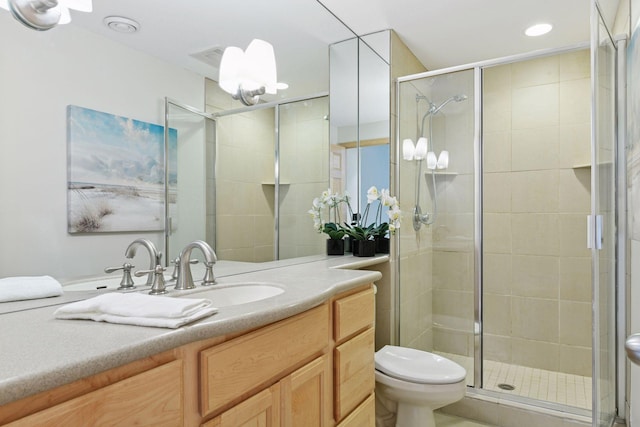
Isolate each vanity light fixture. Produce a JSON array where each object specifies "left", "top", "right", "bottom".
[
  {"left": 0, "top": 0, "right": 92, "bottom": 31},
  {"left": 525, "top": 23, "right": 553, "bottom": 37},
  {"left": 218, "top": 39, "right": 281, "bottom": 106}
]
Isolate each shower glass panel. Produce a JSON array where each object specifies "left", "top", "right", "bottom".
[
  {"left": 592, "top": 6, "right": 617, "bottom": 426},
  {"left": 164, "top": 99, "right": 216, "bottom": 264},
  {"left": 397, "top": 45, "right": 603, "bottom": 417},
  {"left": 482, "top": 49, "right": 593, "bottom": 412},
  {"left": 277, "top": 97, "right": 330, "bottom": 259},
  {"left": 397, "top": 69, "right": 476, "bottom": 385}
]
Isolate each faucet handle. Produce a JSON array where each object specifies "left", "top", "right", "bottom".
[
  {"left": 135, "top": 265, "right": 168, "bottom": 295},
  {"left": 202, "top": 262, "right": 216, "bottom": 286},
  {"left": 104, "top": 263, "right": 136, "bottom": 290}
]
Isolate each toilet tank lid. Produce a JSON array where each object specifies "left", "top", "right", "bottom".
[{"left": 375, "top": 345, "right": 467, "bottom": 384}]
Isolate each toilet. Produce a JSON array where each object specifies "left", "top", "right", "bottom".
[{"left": 374, "top": 345, "right": 467, "bottom": 427}]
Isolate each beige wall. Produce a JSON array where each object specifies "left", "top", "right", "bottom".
[
  {"left": 482, "top": 49, "right": 592, "bottom": 376},
  {"left": 389, "top": 31, "right": 429, "bottom": 350}
]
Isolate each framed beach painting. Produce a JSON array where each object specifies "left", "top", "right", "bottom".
[{"left": 67, "top": 105, "right": 177, "bottom": 233}]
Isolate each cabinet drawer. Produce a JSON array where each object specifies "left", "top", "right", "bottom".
[
  {"left": 200, "top": 304, "right": 330, "bottom": 417},
  {"left": 334, "top": 287, "right": 374, "bottom": 343},
  {"left": 334, "top": 327, "right": 375, "bottom": 422},
  {"left": 336, "top": 393, "right": 375, "bottom": 427},
  {"left": 7, "top": 360, "right": 183, "bottom": 427}
]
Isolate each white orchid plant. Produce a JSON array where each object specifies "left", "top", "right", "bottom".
[
  {"left": 342, "top": 186, "right": 402, "bottom": 241},
  {"left": 308, "top": 189, "right": 353, "bottom": 240}
]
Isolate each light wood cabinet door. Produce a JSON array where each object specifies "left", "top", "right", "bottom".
[
  {"left": 334, "top": 328, "right": 375, "bottom": 422},
  {"left": 6, "top": 360, "right": 183, "bottom": 427},
  {"left": 202, "top": 384, "right": 280, "bottom": 427},
  {"left": 281, "top": 354, "right": 332, "bottom": 427}
]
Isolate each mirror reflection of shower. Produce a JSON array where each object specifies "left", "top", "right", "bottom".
[{"left": 402, "top": 93, "right": 467, "bottom": 231}]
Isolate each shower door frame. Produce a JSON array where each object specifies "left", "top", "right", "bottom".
[{"left": 395, "top": 40, "right": 622, "bottom": 419}]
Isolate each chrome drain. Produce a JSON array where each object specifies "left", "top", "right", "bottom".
[{"left": 497, "top": 383, "right": 515, "bottom": 391}]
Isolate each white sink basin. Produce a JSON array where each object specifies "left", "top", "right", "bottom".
[{"left": 180, "top": 283, "right": 284, "bottom": 307}]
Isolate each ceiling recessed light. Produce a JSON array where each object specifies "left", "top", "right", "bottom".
[
  {"left": 104, "top": 16, "right": 140, "bottom": 33},
  {"left": 525, "top": 23, "right": 553, "bottom": 37}
]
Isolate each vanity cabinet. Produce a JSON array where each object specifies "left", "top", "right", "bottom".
[
  {"left": 4, "top": 360, "right": 183, "bottom": 427},
  {"left": 0, "top": 284, "right": 375, "bottom": 427}
]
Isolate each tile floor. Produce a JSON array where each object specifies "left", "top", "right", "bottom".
[{"left": 440, "top": 352, "right": 592, "bottom": 410}]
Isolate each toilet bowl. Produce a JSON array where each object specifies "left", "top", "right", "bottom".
[{"left": 374, "top": 345, "right": 466, "bottom": 427}]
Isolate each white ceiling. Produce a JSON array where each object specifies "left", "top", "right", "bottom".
[
  {"left": 320, "top": 0, "right": 595, "bottom": 71},
  {"left": 60, "top": 0, "right": 622, "bottom": 102}
]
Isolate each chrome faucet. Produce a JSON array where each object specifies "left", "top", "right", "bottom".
[
  {"left": 125, "top": 238, "right": 161, "bottom": 286},
  {"left": 175, "top": 240, "right": 217, "bottom": 290}
]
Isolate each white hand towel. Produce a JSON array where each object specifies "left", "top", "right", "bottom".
[
  {"left": 0, "top": 276, "right": 63, "bottom": 303},
  {"left": 54, "top": 293, "right": 218, "bottom": 329}
]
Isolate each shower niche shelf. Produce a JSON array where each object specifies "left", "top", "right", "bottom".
[
  {"left": 424, "top": 171, "right": 458, "bottom": 177},
  {"left": 572, "top": 162, "right": 612, "bottom": 169}
]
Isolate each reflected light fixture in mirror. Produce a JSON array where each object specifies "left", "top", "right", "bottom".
[
  {"left": 1, "top": 0, "right": 91, "bottom": 30},
  {"left": 219, "top": 38, "right": 283, "bottom": 106}
]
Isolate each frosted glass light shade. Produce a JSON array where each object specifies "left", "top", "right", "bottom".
[
  {"left": 58, "top": 5, "right": 70, "bottom": 24},
  {"left": 218, "top": 39, "right": 278, "bottom": 98},
  {"left": 437, "top": 150, "right": 449, "bottom": 169},
  {"left": 426, "top": 151, "right": 437, "bottom": 169},
  {"left": 245, "top": 39, "right": 277, "bottom": 94},
  {"left": 414, "top": 137, "right": 428, "bottom": 160},
  {"left": 402, "top": 139, "right": 415, "bottom": 161},
  {"left": 219, "top": 46, "right": 245, "bottom": 95}
]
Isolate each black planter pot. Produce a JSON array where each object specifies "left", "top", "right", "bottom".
[
  {"left": 375, "top": 237, "right": 390, "bottom": 254},
  {"left": 353, "top": 239, "right": 375, "bottom": 257},
  {"left": 326, "top": 238, "right": 345, "bottom": 255}
]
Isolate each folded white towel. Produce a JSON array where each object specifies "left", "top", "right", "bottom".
[
  {"left": 54, "top": 293, "right": 218, "bottom": 329},
  {"left": 0, "top": 275, "right": 64, "bottom": 303}
]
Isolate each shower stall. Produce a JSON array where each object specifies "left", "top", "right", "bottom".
[{"left": 395, "top": 10, "right": 619, "bottom": 423}]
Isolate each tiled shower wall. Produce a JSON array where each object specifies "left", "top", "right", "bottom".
[
  {"left": 278, "top": 98, "right": 330, "bottom": 259},
  {"left": 482, "top": 50, "right": 592, "bottom": 376},
  {"left": 206, "top": 80, "right": 276, "bottom": 262}
]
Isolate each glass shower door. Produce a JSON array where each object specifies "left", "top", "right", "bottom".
[
  {"left": 164, "top": 99, "right": 216, "bottom": 263},
  {"left": 591, "top": 4, "right": 617, "bottom": 426}
]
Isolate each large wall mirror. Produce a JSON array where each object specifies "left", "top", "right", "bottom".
[{"left": 0, "top": 0, "right": 392, "bottom": 280}]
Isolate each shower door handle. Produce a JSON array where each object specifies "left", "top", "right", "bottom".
[{"left": 587, "top": 215, "right": 603, "bottom": 250}]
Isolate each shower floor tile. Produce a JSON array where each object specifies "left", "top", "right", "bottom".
[{"left": 438, "top": 352, "right": 592, "bottom": 410}]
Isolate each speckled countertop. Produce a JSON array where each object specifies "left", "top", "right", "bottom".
[{"left": 0, "top": 255, "right": 387, "bottom": 406}]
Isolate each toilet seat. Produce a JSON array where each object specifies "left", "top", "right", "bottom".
[{"left": 375, "top": 345, "right": 466, "bottom": 384}]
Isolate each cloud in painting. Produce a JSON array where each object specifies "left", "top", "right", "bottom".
[{"left": 67, "top": 106, "right": 166, "bottom": 186}]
